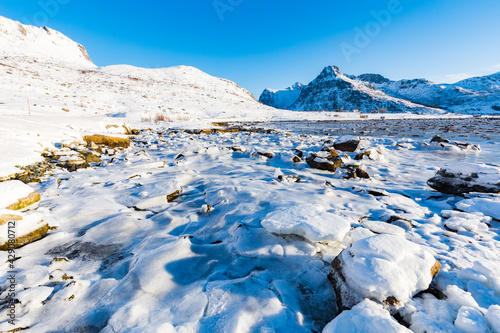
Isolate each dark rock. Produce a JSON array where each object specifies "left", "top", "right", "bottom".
[
  {"left": 430, "top": 135, "right": 450, "bottom": 143},
  {"left": 292, "top": 156, "right": 302, "bottom": 163},
  {"left": 427, "top": 166, "right": 500, "bottom": 195},
  {"left": 334, "top": 139, "right": 360, "bottom": 152},
  {"left": 306, "top": 153, "right": 342, "bottom": 172},
  {"left": 344, "top": 166, "right": 370, "bottom": 179}
]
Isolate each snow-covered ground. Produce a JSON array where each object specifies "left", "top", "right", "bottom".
[
  {"left": 1, "top": 14, "right": 500, "bottom": 333},
  {"left": 1, "top": 119, "right": 499, "bottom": 332}
]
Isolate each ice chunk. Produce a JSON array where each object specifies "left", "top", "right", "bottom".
[
  {"left": 454, "top": 306, "right": 488, "bottom": 333},
  {"left": 486, "top": 305, "right": 500, "bottom": 333},
  {"left": 323, "top": 299, "right": 412, "bottom": 333},
  {"left": 261, "top": 204, "right": 351, "bottom": 242}
]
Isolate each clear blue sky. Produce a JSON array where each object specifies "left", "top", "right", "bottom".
[{"left": 1, "top": 0, "right": 499, "bottom": 97}]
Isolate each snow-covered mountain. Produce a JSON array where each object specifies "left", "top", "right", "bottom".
[
  {"left": 261, "top": 66, "right": 500, "bottom": 114},
  {"left": 260, "top": 66, "right": 439, "bottom": 113},
  {"left": 0, "top": 16, "right": 93, "bottom": 65},
  {"left": 349, "top": 72, "right": 500, "bottom": 113},
  {"left": 259, "top": 82, "right": 304, "bottom": 109}
]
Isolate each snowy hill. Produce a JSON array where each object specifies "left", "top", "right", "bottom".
[
  {"left": 0, "top": 16, "right": 93, "bottom": 65},
  {"left": 264, "top": 66, "right": 439, "bottom": 113},
  {"left": 0, "top": 15, "right": 280, "bottom": 178}
]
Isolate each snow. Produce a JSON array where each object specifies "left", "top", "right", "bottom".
[
  {"left": 261, "top": 204, "right": 351, "bottom": 243},
  {"left": 338, "top": 234, "right": 437, "bottom": 304},
  {"left": 1, "top": 13, "right": 500, "bottom": 333},
  {"left": 0, "top": 16, "right": 93, "bottom": 66},
  {"left": 323, "top": 300, "right": 412, "bottom": 333},
  {"left": 486, "top": 305, "right": 500, "bottom": 333},
  {"left": 456, "top": 197, "right": 500, "bottom": 220},
  {"left": 0, "top": 180, "right": 36, "bottom": 209},
  {"left": 454, "top": 306, "right": 488, "bottom": 333}
]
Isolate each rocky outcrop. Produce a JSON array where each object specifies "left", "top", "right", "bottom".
[
  {"left": 427, "top": 163, "right": 500, "bottom": 195},
  {"left": 329, "top": 234, "right": 440, "bottom": 313}
]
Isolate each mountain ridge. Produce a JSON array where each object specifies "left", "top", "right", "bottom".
[{"left": 260, "top": 66, "right": 500, "bottom": 114}]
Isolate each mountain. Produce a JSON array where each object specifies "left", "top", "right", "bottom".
[
  {"left": 0, "top": 16, "right": 93, "bottom": 65},
  {"left": 260, "top": 66, "right": 439, "bottom": 113},
  {"left": 261, "top": 66, "right": 500, "bottom": 114},
  {"left": 259, "top": 82, "right": 304, "bottom": 109}
]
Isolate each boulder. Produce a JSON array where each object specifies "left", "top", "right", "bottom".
[
  {"left": 306, "top": 153, "right": 342, "bottom": 172},
  {"left": 427, "top": 163, "right": 500, "bottom": 195},
  {"left": 334, "top": 136, "right": 361, "bottom": 152},
  {"left": 329, "top": 234, "right": 440, "bottom": 313},
  {"left": 0, "top": 180, "right": 41, "bottom": 211}
]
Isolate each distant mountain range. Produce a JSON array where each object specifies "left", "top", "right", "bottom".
[{"left": 259, "top": 66, "right": 500, "bottom": 114}]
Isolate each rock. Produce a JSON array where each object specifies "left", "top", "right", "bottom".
[
  {"left": 0, "top": 180, "right": 41, "bottom": 211},
  {"left": 354, "top": 149, "right": 383, "bottom": 161},
  {"left": 0, "top": 224, "right": 49, "bottom": 251},
  {"left": 430, "top": 135, "right": 450, "bottom": 143},
  {"left": 334, "top": 136, "right": 361, "bottom": 152},
  {"left": 427, "top": 163, "right": 500, "bottom": 195},
  {"left": 84, "top": 153, "right": 101, "bottom": 164},
  {"left": 306, "top": 153, "right": 342, "bottom": 172},
  {"left": 292, "top": 156, "right": 302, "bottom": 163},
  {"left": 257, "top": 152, "right": 274, "bottom": 159},
  {"left": 323, "top": 299, "right": 412, "bottom": 333},
  {"left": 83, "top": 134, "right": 130, "bottom": 148},
  {"left": 0, "top": 213, "right": 22, "bottom": 226},
  {"left": 344, "top": 165, "right": 370, "bottom": 179},
  {"left": 329, "top": 234, "right": 440, "bottom": 313},
  {"left": 292, "top": 149, "right": 304, "bottom": 158},
  {"left": 278, "top": 175, "right": 301, "bottom": 182},
  {"left": 231, "top": 147, "right": 246, "bottom": 152},
  {"left": 0, "top": 212, "right": 49, "bottom": 251},
  {"left": 387, "top": 215, "right": 414, "bottom": 230},
  {"left": 167, "top": 189, "right": 181, "bottom": 202},
  {"left": 454, "top": 141, "right": 480, "bottom": 150},
  {"left": 57, "top": 158, "right": 90, "bottom": 172}
]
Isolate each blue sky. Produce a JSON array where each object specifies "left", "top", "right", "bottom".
[{"left": 1, "top": 0, "right": 499, "bottom": 97}]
